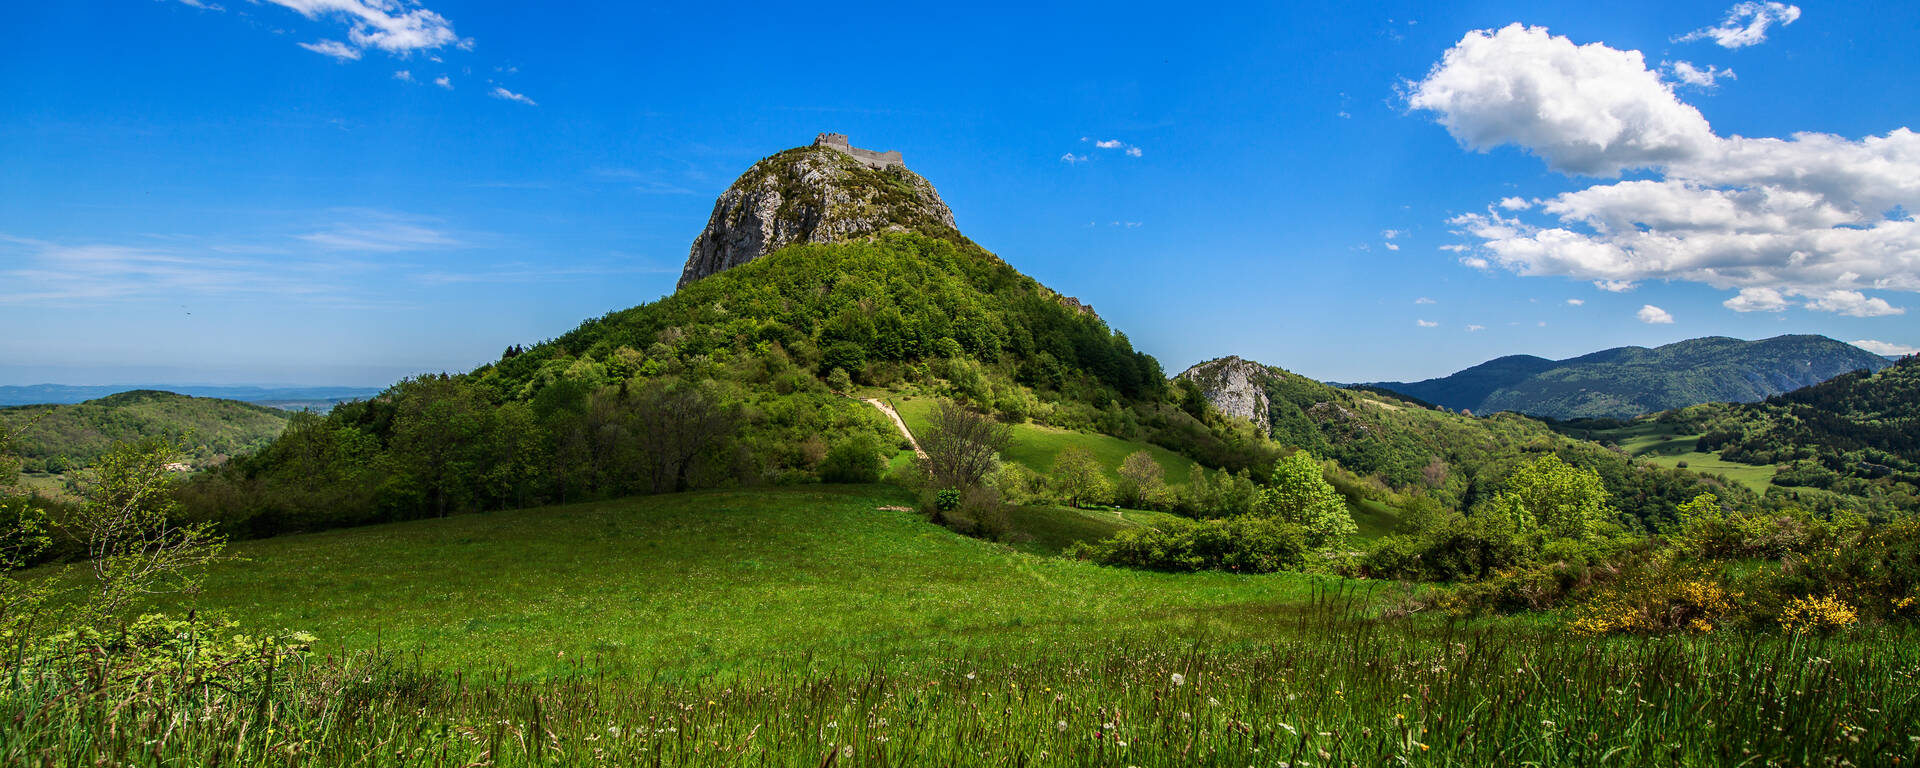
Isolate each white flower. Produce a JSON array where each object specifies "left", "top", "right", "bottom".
[
  {"left": 1170, "top": 673, "right": 1186, "bottom": 686},
  {"left": 1056, "top": 720, "right": 1068, "bottom": 733}
]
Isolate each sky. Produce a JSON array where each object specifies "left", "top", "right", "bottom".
[{"left": 3, "top": 0, "right": 1918, "bottom": 387}]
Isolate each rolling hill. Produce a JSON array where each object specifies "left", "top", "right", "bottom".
[
  {"left": 1366, "top": 335, "right": 1891, "bottom": 420},
  {"left": 0, "top": 390, "right": 291, "bottom": 474}
]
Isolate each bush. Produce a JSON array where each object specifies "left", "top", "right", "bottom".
[
  {"left": 1363, "top": 511, "right": 1538, "bottom": 582},
  {"left": 1568, "top": 564, "right": 1737, "bottom": 635},
  {"left": 819, "top": 436, "right": 883, "bottom": 484},
  {"left": 1071, "top": 516, "right": 1312, "bottom": 574}
]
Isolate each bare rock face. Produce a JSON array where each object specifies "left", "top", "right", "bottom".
[
  {"left": 1178, "top": 356, "right": 1272, "bottom": 433},
  {"left": 676, "top": 135, "right": 956, "bottom": 289}
]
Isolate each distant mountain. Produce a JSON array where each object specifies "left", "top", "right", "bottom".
[
  {"left": 0, "top": 384, "right": 380, "bottom": 409},
  {"left": 1, "top": 390, "right": 292, "bottom": 473},
  {"left": 1364, "top": 335, "right": 1892, "bottom": 420}
]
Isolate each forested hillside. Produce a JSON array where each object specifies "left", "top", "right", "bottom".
[
  {"left": 0, "top": 390, "right": 290, "bottom": 473},
  {"left": 1179, "top": 357, "right": 1752, "bottom": 528},
  {"left": 1369, "top": 335, "right": 1890, "bottom": 419}
]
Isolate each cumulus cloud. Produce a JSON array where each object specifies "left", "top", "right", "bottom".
[
  {"left": 433, "top": 75, "right": 452, "bottom": 89},
  {"left": 1060, "top": 153, "right": 1088, "bottom": 165},
  {"left": 1676, "top": 2, "right": 1801, "bottom": 49},
  {"left": 1723, "top": 286, "right": 1790, "bottom": 312},
  {"left": 1637, "top": 304, "right": 1675, "bottom": 324},
  {"left": 1406, "top": 24, "right": 1715, "bottom": 176},
  {"left": 1417, "top": 24, "right": 1917, "bottom": 318},
  {"left": 1851, "top": 339, "right": 1918, "bottom": 357},
  {"left": 1498, "top": 196, "right": 1532, "bottom": 211},
  {"left": 298, "top": 39, "right": 361, "bottom": 60},
  {"left": 489, "top": 87, "right": 536, "bottom": 106},
  {"left": 1566, "top": 298, "right": 1584, "bottom": 305},
  {"left": 1125, "top": 146, "right": 1142, "bottom": 157},
  {"left": 1094, "top": 139, "right": 1124, "bottom": 149},
  {"left": 1417, "top": 319, "right": 1439, "bottom": 327},
  {"left": 1666, "top": 60, "right": 1734, "bottom": 89},
  {"left": 392, "top": 69, "right": 412, "bottom": 81},
  {"left": 1415, "top": 296, "right": 1436, "bottom": 304},
  {"left": 1466, "top": 324, "right": 1486, "bottom": 332}
]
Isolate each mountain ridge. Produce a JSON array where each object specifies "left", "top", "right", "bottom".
[{"left": 1364, "top": 335, "right": 1890, "bottom": 420}]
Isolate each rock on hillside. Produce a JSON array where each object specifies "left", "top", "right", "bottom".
[
  {"left": 1178, "top": 356, "right": 1271, "bottom": 433},
  {"left": 677, "top": 133, "right": 958, "bottom": 289}
]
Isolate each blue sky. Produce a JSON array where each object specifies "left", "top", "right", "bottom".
[{"left": 3, "top": 0, "right": 1917, "bottom": 386}]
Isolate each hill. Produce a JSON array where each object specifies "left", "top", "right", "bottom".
[
  {"left": 1176, "top": 356, "right": 1750, "bottom": 527},
  {"left": 0, "top": 384, "right": 380, "bottom": 409},
  {"left": 1366, "top": 335, "right": 1891, "bottom": 420},
  {"left": 1570, "top": 355, "right": 1920, "bottom": 511},
  {"left": 183, "top": 136, "right": 1258, "bottom": 536},
  {"left": 0, "top": 390, "right": 291, "bottom": 474}
]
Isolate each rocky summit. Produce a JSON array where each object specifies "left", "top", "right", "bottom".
[
  {"left": 675, "top": 133, "right": 958, "bottom": 289},
  {"left": 1178, "top": 355, "right": 1272, "bottom": 433}
]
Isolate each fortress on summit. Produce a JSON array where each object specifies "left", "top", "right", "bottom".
[{"left": 814, "top": 133, "right": 904, "bottom": 169}]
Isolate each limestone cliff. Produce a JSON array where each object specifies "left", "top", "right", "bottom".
[
  {"left": 676, "top": 134, "right": 957, "bottom": 289},
  {"left": 1177, "top": 356, "right": 1272, "bottom": 434}
]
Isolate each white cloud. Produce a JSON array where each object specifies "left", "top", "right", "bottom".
[
  {"left": 1594, "top": 280, "right": 1636, "bottom": 293},
  {"left": 266, "top": 0, "right": 461, "bottom": 55},
  {"left": 433, "top": 75, "right": 452, "bottom": 89},
  {"left": 1676, "top": 2, "right": 1801, "bottom": 49},
  {"left": 1637, "top": 304, "right": 1675, "bottom": 324},
  {"left": 1094, "top": 139, "right": 1124, "bottom": 149},
  {"left": 1125, "top": 146, "right": 1142, "bottom": 157},
  {"left": 1407, "top": 24, "right": 1715, "bottom": 176},
  {"left": 1722, "top": 286, "right": 1790, "bottom": 312},
  {"left": 1060, "top": 153, "right": 1088, "bottom": 165},
  {"left": 1850, "top": 339, "right": 1918, "bottom": 357},
  {"left": 1420, "top": 25, "right": 1919, "bottom": 318},
  {"left": 1384, "top": 242, "right": 1400, "bottom": 251},
  {"left": 171, "top": 0, "right": 225, "bottom": 9},
  {"left": 1566, "top": 298, "right": 1584, "bottom": 306},
  {"left": 1498, "top": 196, "right": 1531, "bottom": 211},
  {"left": 1417, "top": 319, "right": 1439, "bottom": 327},
  {"left": 392, "top": 69, "right": 412, "bottom": 81},
  {"left": 1415, "top": 297, "right": 1436, "bottom": 304},
  {"left": 1382, "top": 229, "right": 1404, "bottom": 239},
  {"left": 1461, "top": 256, "right": 1490, "bottom": 269},
  {"left": 489, "top": 87, "right": 536, "bottom": 106},
  {"left": 1803, "top": 289, "right": 1904, "bottom": 317},
  {"left": 1666, "top": 60, "right": 1734, "bottom": 89},
  {"left": 295, "top": 211, "right": 461, "bottom": 252},
  {"left": 298, "top": 39, "right": 362, "bottom": 60},
  {"left": 1438, "top": 244, "right": 1468, "bottom": 253},
  {"left": 1466, "top": 324, "right": 1486, "bottom": 332}
]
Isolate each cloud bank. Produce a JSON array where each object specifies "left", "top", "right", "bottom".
[{"left": 1412, "top": 23, "right": 1915, "bottom": 318}]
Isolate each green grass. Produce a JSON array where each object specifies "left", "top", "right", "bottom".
[
  {"left": 889, "top": 395, "right": 1195, "bottom": 488},
  {"left": 1587, "top": 421, "right": 1777, "bottom": 493},
  {"left": 94, "top": 485, "right": 1325, "bottom": 674}
]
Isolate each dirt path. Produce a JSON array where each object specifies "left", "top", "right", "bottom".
[{"left": 863, "top": 398, "right": 926, "bottom": 458}]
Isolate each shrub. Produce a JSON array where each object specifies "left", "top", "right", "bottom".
[
  {"left": 1261, "top": 452, "right": 1355, "bottom": 546},
  {"left": 819, "top": 436, "right": 883, "bottom": 484},
  {"left": 1568, "top": 565, "right": 1737, "bottom": 635},
  {"left": 987, "top": 461, "right": 1045, "bottom": 506},
  {"left": 1050, "top": 446, "right": 1110, "bottom": 508},
  {"left": 1071, "top": 516, "right": 1312, "bottom": 574},
  {"left": 1115, "top": 450, "right": 1169, "bottom": 510},
  {"left": 1364, "top": 511, "right": 1538, "bottom": 582},
  {"left": 1778, "top": 594, "right": 1858, "bottom": 634}
]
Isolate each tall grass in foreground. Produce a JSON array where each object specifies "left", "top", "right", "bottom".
[{"left": 5, "top": 594, "right": 1915, "bottom": 767}]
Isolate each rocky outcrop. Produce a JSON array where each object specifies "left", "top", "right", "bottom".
[
  {"left": 676, "top": 135, "right": 957, "bottom": 289},
  {"left": 1177, "top": 356, "right": 1272, "bottom": 433}
]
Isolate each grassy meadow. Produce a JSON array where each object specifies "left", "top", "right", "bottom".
[
  {"left": 1585, "top": 420, "right": 1778, "bottom": 493},
  {"left": 13, "top": 483, "right": 1918, "bottom": 766},
  {"left": 889, "top": 395, "right": 1197, "bottom": 488}
]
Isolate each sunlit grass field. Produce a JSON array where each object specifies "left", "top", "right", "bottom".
[
  {"left": 1587, "top": 420, "right": 1778, "bottom": 493},
  {"left": 16, "top": 484, "right": 1919, "bottom": 766}
]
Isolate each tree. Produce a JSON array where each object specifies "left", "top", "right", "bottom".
[
  {"left": 1050, "top": 446, "right": 1109, "bottom": 508},
  {"left": 919, "top": 399, "right": 1011, "bottom": 489},
  {"left": 0, "top": 421, "right": 54, "bottom": 632},
  {"left": 1116, "top": 450, "right": 1167, "bottom": 509},
  {"left": 1261, "top": 451, "right": 1355, "bottom": 546},
  {"left": 629, "top": 379, "right": 740, "bottom": 494},
  {"left": 1496, "top": 454, "right": 1613, "bottom": 541},
  {"left": 63, "top": 438, "right": 226, "bottom": 620}
]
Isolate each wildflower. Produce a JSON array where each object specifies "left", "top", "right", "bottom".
[
  {"left": 841, "top": 745, "right": 854, "bottom": 759},
  {"left": 1170, "top": 673, "right": 1186, "bottom": 686},
  {"left": 1056, "top": 720, "right": 1069, "bottom": 733}
]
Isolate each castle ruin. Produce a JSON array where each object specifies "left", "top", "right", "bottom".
[{"left": 814, "top": 133, "right": 905, "bottom": 170}]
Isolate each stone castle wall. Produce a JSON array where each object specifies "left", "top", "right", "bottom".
[{"left": 814, "top": 132, "right": 905, "bottom": 169}]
